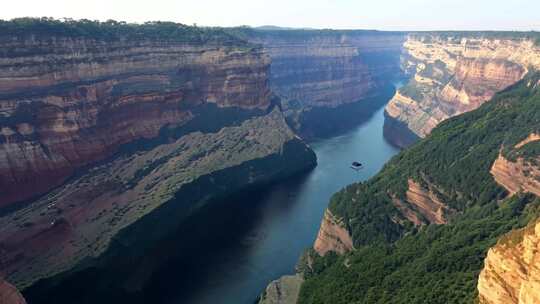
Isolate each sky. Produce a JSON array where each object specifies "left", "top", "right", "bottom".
[{"left": 1, "top": 0, "right": 539, "bottom": 31}]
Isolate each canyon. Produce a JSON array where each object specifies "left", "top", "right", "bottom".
[
  {"left": 294, "top": 72, "right": 540, "bottom": 303},
  {"left": 0, "top": 21, "right": 406, "bottom": 303},
  {"left": 0, "top": 31, "right": 271, "bottom": 208},
  {"left": 490, "top": 133, "right": 540, "bottom": 198},
  {"left": 245, "top": 29, "right": 404, "bottom": 138},
  {"left": 2, "top": 20, "right": 540, "bottom": 304},
  {"left": 0, "top": 21, "right": 319, "bottom": 295},
  {"left": 384, "top": 34, "right": 540, "bottom": 147}
]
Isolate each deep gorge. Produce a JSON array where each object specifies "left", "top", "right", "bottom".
[{"left": 2, "top": 20, "right": 540, "bottom": 304}]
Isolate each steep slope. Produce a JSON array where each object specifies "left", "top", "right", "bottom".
[
  {"left": 490, "top": 135, "right": 540, "bottom": 197},
  {"left": 312, "top": 210, "right": 354, "bottom": 256},
  {"left": 478, "top": 219, "right": 540, "bottom": 304},
  {"left": 0, "top": 20, "right": 270, "bottom": 208},
  {"left": 296, "top": 73, "right": 540, "bottom": 303},
  {"left": 0, "top": 19, "right": 317, "bottom": 292},
  {"left": 241, "top": 29, "right": 405, "bottom": 138},
  {"left": 384, "top": 33, "right": 540, "bottom": 147}
]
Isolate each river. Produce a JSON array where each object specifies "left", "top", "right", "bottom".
[{"left": 138, "top": 94, "right": 402, "bottom": 304}]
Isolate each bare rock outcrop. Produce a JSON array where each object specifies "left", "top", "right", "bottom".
[
  {"left": 258, "top": 274, "right": 304, "bottom": 304},
  {"left": 478, "top": 219, "right": 540, "bottom": 304},
  {"left": 392, "top": 179, "right": 453, "bottom": 226},
  {"left": 491, "top": 155, "right": 540, "bottom": 197},
  {"left": 313, "top": 210, "right": 354, "bottom": 256},
  {"left": 250, "top": 32, "right": 403, "bottom": 109},
  {"left": 385, "top": 36, "right": 540, "bottom": 146},
  {"left": 0, "top": 36, "right": 271, "bottom": 208}
]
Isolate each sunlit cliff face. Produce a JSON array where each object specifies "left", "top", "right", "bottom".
[{"left": 385, "top": 36, "right": 540, "bottom": 142}]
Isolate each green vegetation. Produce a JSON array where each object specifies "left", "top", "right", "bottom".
[
  {"left": 298, "top": 72, "right": 540, "bottom": 303},
  {"left": 0, "top": 17, "right": 248, "bottom": 44},
  {"left": 300, "top": 194, "right": 540, "bottom": 304}
]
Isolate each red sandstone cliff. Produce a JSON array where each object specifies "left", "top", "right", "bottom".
[
  {"left": 313, "top": 210, "right": 354, "bottom": 256},
  {"left": 490, "top": 134, "right": 540, "bottom": 197},
  {"left": 249, "top": 32, "right": 403, "bottom": 109},
  {"left": 0, "top": 23, "right": 320, "bottom": 290},
  {"left": 385, "top": 36, "right": 540, "bottom": 145},
  {"left": 0, "top": 36, "right": 270, "bottom": 207}
]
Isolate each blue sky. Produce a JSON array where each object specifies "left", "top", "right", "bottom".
[{"left": 1, "top": 0, "right": 539, "bottom": 31}]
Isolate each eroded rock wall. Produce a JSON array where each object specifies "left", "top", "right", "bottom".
[
  {"left": 478, "top": 219, "right": 540, "bottom": 304},
  {"left": 247, "top": 31, "right": 404, "bottom": 137},
  {"left": 0, "top": 36, "right": 270, "bottom": 207},
  {"left": 258, "top": 274, "right": 303, "bottom": 304},
  {"left": 313, "top": 210, "right": 354, "bottom": 256},
  {"left": 385, "top": 35, "right": 540, "bottom": 147}
]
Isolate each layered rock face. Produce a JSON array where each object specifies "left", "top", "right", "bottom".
[
  {"left": 0, "top": 36, "right": 270, "bottom": 208},
  {"left": 491, "top": 155, "right": 540, "bottom": 197},
  {"left": 478, "top": 219, "right": 540, "bottom": 304},
  {"left": 247, "top": 31, "right": 404, "bottom": 137},
  {"left": 491, "top": 133, "right": 540, "bottom": 197},
  {"left": 0, "top": 25, "right": 318, "bottom": 291},
  {"left": 385, "top": 35, "right": 540, "bottom": 147},
  {"left": 392, "top": 179, "right": 453, "bottom": 226},
  {"left": 313, "top": 210, "right": 353, "bottom": 256}
]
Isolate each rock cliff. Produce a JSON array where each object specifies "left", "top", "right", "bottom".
[
  {"left": 392, "top": 179, "right": 453, "bottom": 226},
  {"left": 491, "top": 133, "right": 540, "bottom": 197},
  {"left": 0, "top": 30, "right": 270, "bottom": 208},
  {"left": 313, "top": 210, "right": 354, "bottom": 256},
  {"left": 258, "top": 274, "right": 303, "bottom": 304},
  {"left": 478, "top": 219, "right": 540, "bottom": 304},
  {"left": 0, "top": 20, "right": 317, "bottom": 292},
  {"left": 246, "top": 30, "right": 404, "bottom": 138},
  {"left": 385, "top": 35, "right": 540, "bottom": 147}
]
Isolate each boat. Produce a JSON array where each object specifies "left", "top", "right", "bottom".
[{"left": 350, "top": 161, "right": 363, "bottom": 170}]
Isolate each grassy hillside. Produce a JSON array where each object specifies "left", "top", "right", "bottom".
[{"left": 298, "top": 72, "right": 540, "bottom": 303}]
